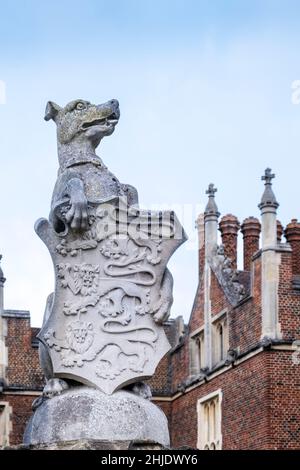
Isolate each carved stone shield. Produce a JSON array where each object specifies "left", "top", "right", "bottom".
[{"left": 36, "top": 197, "right": 186, "bottom": 394}]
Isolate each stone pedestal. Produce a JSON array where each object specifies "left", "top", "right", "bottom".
[
  {"left": 23, "top": 386, "right": 169, "bottom": 447},
  {"left": 6, "top": 440, "right": 166, "bottom": 450},
  {"left": 24, "top": 97, "right": 186, "bottom": 448}
]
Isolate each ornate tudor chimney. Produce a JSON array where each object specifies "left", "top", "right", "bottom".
[
  {"left": 196, "top": 213, "right": 205, "bottom": 278},
  {"left": 277, "top": 220, "right": 284, "bottom": 243},
  {"left": 284, "top": 219, "right": 300, "bottom": 275},
  {"left": 240, "top": 217, "right": 261, "bottom": 271},
  {"left": 219, "top": 214, "right": 240, "bottom": 269}
]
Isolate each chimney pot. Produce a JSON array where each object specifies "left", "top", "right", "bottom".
[
  {"left": 241, "top": 217, "right": 261, "bottom": 271},
  {"left": 219, "top": 214, "right": 240, "bottom": 269},
  {"left": 277, "top": 220, "right": 283, "bottom": 243},
  {"left": 196, "top": 213, "right": 205, "bottom": 278},
  {"left": 284, "top": 219, "right": 300, "bottom": 274}
]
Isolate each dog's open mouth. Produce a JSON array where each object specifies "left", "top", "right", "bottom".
[{"left": 82, "top": 112, "right": 119, "bottom": 129}]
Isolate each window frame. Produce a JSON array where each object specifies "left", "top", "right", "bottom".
[
  {"left": 212, "top": 311, "right": 229, "bottom": 366},
  {"left": 0, "top": 401, "right": 11, "bottom": 447},
  {"left": 197, "top": 389, "right": 223, "bottom": 450},
  {"left": 189, "top": 327, "right": 205, "bottom": 375}
]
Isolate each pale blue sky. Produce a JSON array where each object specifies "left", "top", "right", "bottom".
[{"left": 1, "top": 1, "right": 300, "bottom": 325}]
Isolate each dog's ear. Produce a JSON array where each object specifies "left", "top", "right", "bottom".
[{"left": 44, "top": 101, "right": 62, "bottom": 122}]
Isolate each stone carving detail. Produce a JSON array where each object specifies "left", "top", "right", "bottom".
[
  {"left": 58, "top": 263, "right": 100, "bottom": 295},
  {"left": 35, "top": 98, "right": 187, "bottom": 395},
  {"left": 209, "top": 245, "right": 245, "bottom": 305},
  {"left": 37, "top": 198, "right": 185, "bottom": 393}
]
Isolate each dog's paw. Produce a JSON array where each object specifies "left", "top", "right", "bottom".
[
  {"left": 130, "top": 382, "right": 152, "bottom": 400},
  {"left": 65, "top": 195, "right": 88, "bottom": 231},
  {"left": 42, "top": 378, "right": 69, "bottom": 398}
]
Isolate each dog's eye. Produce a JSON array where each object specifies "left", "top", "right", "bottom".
[{"left": 76, "top": 102, "right": 86, "bottom": 110}]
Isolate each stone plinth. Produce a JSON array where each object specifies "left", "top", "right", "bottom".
[
  {"left": 5, "top": 440, "right": 167, "bottom": 450},
  {"left": 23, "top": 386, "right": 170, "bottom": 447}
]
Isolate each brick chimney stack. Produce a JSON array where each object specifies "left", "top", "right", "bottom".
[
  {"left": 240, "top": 217, "right": 261, "bottom": 271},
  {"left": 196, "top": 213, "right": 205, "bottom": 278},
  {"left": 284, "top": 219, "right": 300, "bottom": 275},
  {"left": 219, "top": 214, "right": 240, "bottom": 269},
  {"left": 277, "top": 220, "right": 283, "bottom": 243}
]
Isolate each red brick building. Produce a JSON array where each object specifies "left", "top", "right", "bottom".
[{"left": 1, "top": 168, "right": 300, "bottom": 449}]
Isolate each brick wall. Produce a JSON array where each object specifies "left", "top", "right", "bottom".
[
  {"left": 4, "top": 317, "right": 44, "bottom": 389},
  {"left": 154, "top": 227, "right": 300, "bottom": 450},
  {"left": 170, "top": 343, "right": 189, "bottom": 394},
  {"left": 189, "top": 281, "right": 204, "bottom": 333},
  {"left": 0, "top": 315, "right": 44, "bottom": 446},
  {"left": 210, "top": 271, "right": 231, "bottom": 316},
  {"left": 159, "top": 352, "right": 272, "bottom": 449},
  {"left": 147, "top": 355, "right": 171, "bottom": 395},
  {"left": 278, "top": 251, "right": 300, "bottom": 340},
  {"left": 270, "top": 350, "right": 300, "bottom": 449},
  {"left": 230, "top": 256, "right": 262, "bottom": 353},
  {"left": 1, "top": 223, "right": 300, "bottom": 449},
  {"left": 147, "top": 320, "right": 180, "bottom": 395},
  {"left": 0, "top": 393, "right": 37, "bottom": 445}
]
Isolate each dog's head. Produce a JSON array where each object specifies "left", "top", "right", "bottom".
[{"left": 44, "top": 98, "right": 120, "bottom": 147}]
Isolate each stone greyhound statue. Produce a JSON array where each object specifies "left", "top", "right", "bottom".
[
  {"left": 44, "top": 98, "right": 139, "bottom": 233},
  {"left": 36, "top": 98, "right": 174, "bottom": 404}
]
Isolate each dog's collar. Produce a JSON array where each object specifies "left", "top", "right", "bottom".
[{"left": 61, "top": 155, "right": 104, "bottom": 172}]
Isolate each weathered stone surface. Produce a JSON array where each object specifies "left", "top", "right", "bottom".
[
  {"left": 23, "top": 387, "right": 170, "bottom": 446},
  {"left": 209, "top": 245, "right": 246, "bottom": 305},
  {"left": 36, "top": 197, "right": 185, "bottom": 394},
  {"left": 24, "top": 97, "right": 186, "bottom": 446},
  {"left": 36, "top": 98, "right": 187, "bottom": 395},
  {"left": 5, "top": 440, "right": 167, "bottom": 450}
]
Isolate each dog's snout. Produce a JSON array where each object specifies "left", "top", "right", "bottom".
[
  {"left": 96, "top": 99, "right": 120, "bottom": 119},
  {"left": 109, "top": 99, "right": 119, "bottom": 109}
]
